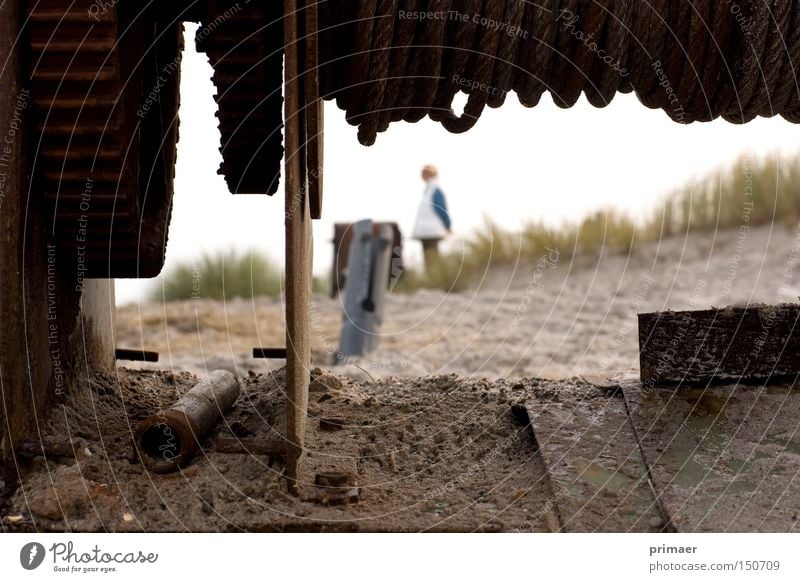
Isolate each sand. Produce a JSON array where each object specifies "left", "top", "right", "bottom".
[
  {"left": 4, "top": 368, "right": 567, "bottom": 532},
  {"left": 4, "top": 224, "right": 800, "bottom": 532},
  {"left": 116, "top": 223, "right": 800, "bottom": 380}
]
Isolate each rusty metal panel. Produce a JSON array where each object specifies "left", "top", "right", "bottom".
[
  {"left": 623, "top": 381, "right": 800, "bottom": 531},
  {"left": 518, "top": 383, "right": 667, "bottom": 532}
]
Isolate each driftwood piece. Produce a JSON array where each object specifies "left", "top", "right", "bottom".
[
  {"left": 134, "top": 370, "right": 240, "bottom": 473},
  {"left": 639, "top": 304, "right": 800, "bottom": 385}
]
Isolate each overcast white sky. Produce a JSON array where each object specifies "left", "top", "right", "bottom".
[{"left": 116, "top": 25, "right": 800, "bottom": 304}]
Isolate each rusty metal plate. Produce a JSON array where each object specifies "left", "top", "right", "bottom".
[
  {"left": 520, "top": 382, "right": 666, "bottom": 532},
  {"left": 622, "top": 381, "right": 800, "bottom": 532}
]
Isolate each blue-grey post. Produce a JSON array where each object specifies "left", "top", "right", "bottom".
[
  {"left": 364, "top": 224, "right": 394, "bottom": 351},
  {"left": 337, "top": 220, "right": 374, "bottom": 360}
]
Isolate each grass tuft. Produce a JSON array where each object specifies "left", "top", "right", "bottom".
[{"left": 151, "top": 250, "right": 283, "bottom": 302}]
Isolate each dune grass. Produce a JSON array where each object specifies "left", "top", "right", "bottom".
[
  {"left": 151, "top": 250, "right": 284, "bottom": 302},
  {"left": 154, "top": 152, "right": 799, "bottom": 299},
  {"left": 152, "top": 250, "right": 328, "bottom": 302},
  {"left": 397, "top": 151, "right": 800, "bottom": 291}
]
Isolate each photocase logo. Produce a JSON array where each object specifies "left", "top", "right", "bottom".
[{"left": 20, "top": 542, "right": 46, "bottom": 570}]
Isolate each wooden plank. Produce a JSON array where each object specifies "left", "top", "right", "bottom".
[
  {"left": 639, "top": 304, "right": 800, "bottom": 385},
  {"left": 284, "top": 0, "right": 311, "bottom": 492},
  {"left": 304, "top": 0, "right": 323, "bottom": 219},
  {"left": 517, "top": 383, "right": 667, "bottom": 532},
  {"left": 83, "top": 280, "right": 117, "bottom": 370},
  {"left": 622, "top": 381, "right": 800, "bottom": 532}
]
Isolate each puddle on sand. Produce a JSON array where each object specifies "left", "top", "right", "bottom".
[
  {"left": 573, "top": 460, "right": 634, "bottom": 494},
  {"left": 678, "top": 388, "right": 734, "bottom": 417},
  {"left": 641, "top": 389, "right": 755, "bottom": 492}
]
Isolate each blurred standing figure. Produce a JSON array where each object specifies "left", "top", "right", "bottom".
[{"left": 412, "top": 164, "right": 451, "bottom": 273}]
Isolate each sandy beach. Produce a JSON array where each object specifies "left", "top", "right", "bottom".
[
  {"left": 116, "top": 223, "right": 800, "bottom": 381},
  {"left": 5, "top": 224, "right": 800, "bottom": 533}
]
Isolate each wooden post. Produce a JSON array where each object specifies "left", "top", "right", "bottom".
[
  {"left": 81, "top": 280, "right": 117, "bottom": 371},
  {"left": 639, "top": 304, "right": 800, "bottom": 385},
  {"left": 283, "top": 0, "right": 312, "bottom": 492}
]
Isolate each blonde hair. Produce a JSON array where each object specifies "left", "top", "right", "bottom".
[{"left": 422, "top": 164, "right": 439, "bottom": 176}]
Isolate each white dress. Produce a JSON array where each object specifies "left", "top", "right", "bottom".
[{"left": 412, "top": 181, "right": 448, "bottom": 240}]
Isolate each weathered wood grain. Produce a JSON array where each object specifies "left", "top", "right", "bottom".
[
  {"left": 639, "top": 304, "right": 800, "bottom": 385},
  {"left": 284, "top": 0, "right": 312, "bottom": 492}
]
